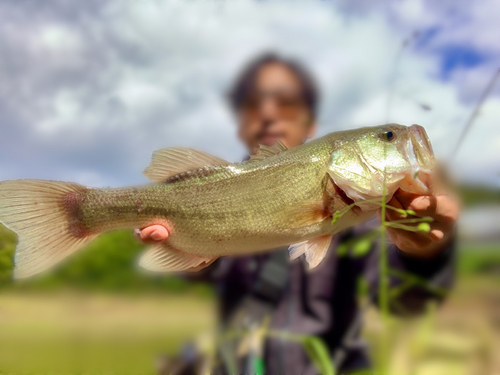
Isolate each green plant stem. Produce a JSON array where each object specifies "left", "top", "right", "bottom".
[
  {"left": 389, "top": 217, "right": 433, "bottom": 224},
  {"left": 379, "top": 166, "right": 390, "bottom": 374},
  {"left": 385, "top": 223, "right": 422, "bottom": 232},
  {"left": 332, "top": 198, "right": 420, "bottom": 226}
]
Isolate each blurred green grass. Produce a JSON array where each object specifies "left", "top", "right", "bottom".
[
  {"left": 0, "top": 225, "right": 217, "bottom": 374},
  {"left": 0, "top": 293, "right": 215, "bottom": 374},
  {"left": 0, "top": 269, "right": 498, "bottom": 374}
]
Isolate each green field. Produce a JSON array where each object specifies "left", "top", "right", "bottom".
[
  {"left": 0, "top": 221, "right": 499, "bottom": 374},
  {"left": 0, "top": 248, "right": 498, "bottom": 375},
  {"left": 0, "top": 293, "right": 215, "bottom": 374},
  {"left": 0, "top": 274, "right": 498, "bottom": 374}
]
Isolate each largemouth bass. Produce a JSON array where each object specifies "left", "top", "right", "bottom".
[{"left": 0, "top": 124, "right": 435, "bottom": 278}]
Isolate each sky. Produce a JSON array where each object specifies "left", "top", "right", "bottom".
[{"left": 0, "top": 0, "right": 499, "bottom": 188}]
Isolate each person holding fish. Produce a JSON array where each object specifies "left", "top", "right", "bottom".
[
  {"left": 0, "top": 54, "right": 459, "bottom": 374},
  {"left": 133, "top": 54, "right": 460, "bottom": 374},
  {"left": 0, "top": 52, "right": 459, "bottom": 374}
]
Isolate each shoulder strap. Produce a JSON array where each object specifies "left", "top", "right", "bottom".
[
  {"left": 220, "top": 249, "right": 291, "bottom": 374},
  {"left": 229, "top": 248, "right": 290, "bottom": 328},
  {"left": 251, "top": 248, "right": 290, "bottom": 304}
]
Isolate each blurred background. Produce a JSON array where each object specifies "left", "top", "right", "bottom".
[{"left": 0, "top": 0, "right": 499, "bottom": 374}]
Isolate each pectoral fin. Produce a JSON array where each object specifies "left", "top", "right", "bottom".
[
  {"left": 139, "top": 244, "right": 214, "bottom": 272},
  {"left": 288, "top": 235, "right": 333, "bottom": 269}
]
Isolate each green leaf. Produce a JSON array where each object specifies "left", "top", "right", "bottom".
[
  {"left": 337, "top": 242, "right": 349, "bottom": 257},
  {"left": 301, "top": 336, "right": 336, "bottom": 375},
  {"left": 352, "top": 237, "right": 374, "bottom": 257},
  {"left": 337, "top": 229, "right": 379, "bottom": 258}
]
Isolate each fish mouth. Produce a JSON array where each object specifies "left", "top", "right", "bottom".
[
  {"left": 401, "top": 124, "right": 436, "bottom": 194},
  {"left": 333, "top": 182, "right": 362, "bottom": 215},
  {"left": 410, "top": 125, "right": 433, "bottom": 156},
  {"left": 409, "top": 124, "right": 435, "bottom": 171}
]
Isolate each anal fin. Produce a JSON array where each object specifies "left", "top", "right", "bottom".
[
  {"left": 288, "top": 235, "right": 333, "bottom": 270},
  {"left": 139, "top": 244, "right": 214, "bottom": 272}
]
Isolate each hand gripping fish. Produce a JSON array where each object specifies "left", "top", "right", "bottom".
[{"left": 0, "top": 124, "right": 436, "bottom": 278}]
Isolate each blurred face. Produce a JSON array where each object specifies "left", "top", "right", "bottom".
[{"left": 237, "top": 62, "right": 317, "bottom": 154}]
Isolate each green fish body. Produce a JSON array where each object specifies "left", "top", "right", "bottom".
[{"left": 0, "top": 124, "right": 435, "bottom": 278}]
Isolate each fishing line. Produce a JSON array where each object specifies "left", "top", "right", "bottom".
[
  {"left": 385, "top": 31, "right": 420, "bottom": 123},
  {"left": 448, "top": 67, "right": 500, "bottom": 161}
]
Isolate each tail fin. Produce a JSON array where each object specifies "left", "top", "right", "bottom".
[{"left": 0, "top": 180, "right": 96, "bottom": 279}]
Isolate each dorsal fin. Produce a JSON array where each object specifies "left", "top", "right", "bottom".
[
  {"left": 248, "top": 141, "right": 288, "bottom": 162},
  {"left": 144, "top": 147, "right": 230, "bottom": 182}
]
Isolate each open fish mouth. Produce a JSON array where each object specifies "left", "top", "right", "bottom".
[
  {"left": 401, "top": 124, "right": 436, "bottom": 194},
  {"left": 410, "top": 124, "right": 433, "bottom": 156},
  {"left": 333, "top": 181, "right": 362, "bottom": 215}
]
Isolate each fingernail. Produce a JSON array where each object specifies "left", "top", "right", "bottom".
[
  {"left": 134, "top": 229, "right": 141, "bottom": 236},
  {"left": 151, "top": 231, "right": 163, "bottom": 241}
]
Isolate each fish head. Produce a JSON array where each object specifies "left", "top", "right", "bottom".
[{"left": 326, "top": 123, "right": 436, "bottom": 211}]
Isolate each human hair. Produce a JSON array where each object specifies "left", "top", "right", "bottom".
[{"left": 227, "top": 52, "right": 319, "bottom": 117}]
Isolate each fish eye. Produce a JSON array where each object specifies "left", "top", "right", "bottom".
[{"left": 380, "top": 129, "right": 396, "bottom": 142}]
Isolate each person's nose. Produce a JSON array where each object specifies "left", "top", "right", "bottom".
[{"left": 259, "top": 98, "right": 279, "bottom": 123}]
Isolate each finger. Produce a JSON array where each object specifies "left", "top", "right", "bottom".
[
  {"left": 385, "top": 226, "right": 433, "bottom": 253},
  {"left": 393, "top": 188, "right": 440, "bottom": 218},
  {"left": 404, "top": 194, "right": 458, "bottom": 222},
  {"left": 384, "top": 194, "right": 407, "bottom": 222},
  {"left": 385, "top": 220, "right": 451, "bottom": 255},
  {"left": 427, "top": 221, "right": 451, "bottom": 242},
  {"left": 433, "top": 195, "right": 460, "bottom": 224},
  {"left": 137, "top": 225, "right": 169, "bottom": 244},
  {"left": 392, "top": 189, "right": 422, "bottom": 208}
]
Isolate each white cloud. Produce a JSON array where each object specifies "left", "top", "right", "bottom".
[
  {"left": 0, "top": 0, "right": 498, "bottom": 187},
  {"left": 40, "top": 25, "right": 83, "bottom": 52}
]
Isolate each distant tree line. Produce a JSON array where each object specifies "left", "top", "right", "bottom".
[
  {"left": 0, "top": 225, "right": 212, "bottom": 296},
  {"left": 458, "top": 184, "right": 500, "bottom": 206}
]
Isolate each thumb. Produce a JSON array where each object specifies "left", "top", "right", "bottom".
[{"left": 135, "top": 225, "right": 169, "bottom": 244}]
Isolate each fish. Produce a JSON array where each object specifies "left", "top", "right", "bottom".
[{"left": 0, "top": 123, "right": 436, "bottom": 278}]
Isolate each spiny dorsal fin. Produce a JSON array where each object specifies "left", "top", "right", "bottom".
[
  {"left": 248, "top": 141, "right": 288, "bottom": 162},
  {"left": 144, "top": 147, "right": 230, "bottom": 182}
]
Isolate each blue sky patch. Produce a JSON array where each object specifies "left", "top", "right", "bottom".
[{"left": 439, "top": 45, "right": 487, "bottom": 79}]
